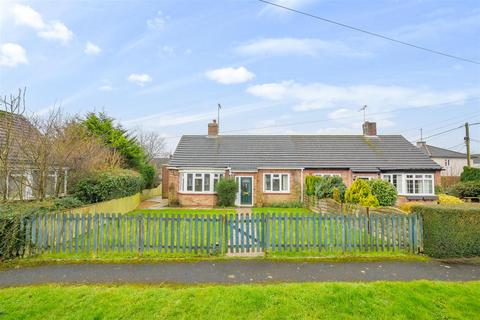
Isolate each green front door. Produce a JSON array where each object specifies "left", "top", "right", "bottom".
[{"left": 240, "top": 177, "right": 253, "bottom": 205}]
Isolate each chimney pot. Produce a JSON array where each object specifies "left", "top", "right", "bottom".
[
  {"left": 208, "top": 119, "right": 219, "bottom": 136},
  {"left": 362, "top": 121, "right": 377, "bottom": 136}
]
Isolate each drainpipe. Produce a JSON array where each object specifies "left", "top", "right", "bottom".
[{"left": 300, "top": 168, "right": 304, "bottom": 203}]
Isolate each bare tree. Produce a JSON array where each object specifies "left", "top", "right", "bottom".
[
  {"left": 0, "top": 88, "right": 26, "bottom": 201},
  {"left": 136, "top": 130, "right": 167, "bottom": 162}
]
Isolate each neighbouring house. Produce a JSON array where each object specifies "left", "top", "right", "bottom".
[
  {"left": 416, "top": 142, "right": 468, "bottom": 176},
  {"left": 0, "top": 111, "right": 67, "bottom": 200},
  {"left": 150, "top": 156, "right": 170, "bottom": 182},
  {"left": 473, "top": 154, "right": 480, "bottom": 168},
  {"left": 164, "top": 120, "right": 441, "bottom": 207}
]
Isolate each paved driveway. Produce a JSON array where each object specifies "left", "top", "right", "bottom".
[{"left": 1, "top": 260, "right": 479, "bottom": 287}]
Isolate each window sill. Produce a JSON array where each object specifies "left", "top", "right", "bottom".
[
  {"left": 400, "top": 194, "right": 438, "bottom": 200},
  {"left": 178, "top": 192, "right": 217, "bottom": 195},
  {"left": 263, "top": 191, "right": 291, "bottom": 194}
]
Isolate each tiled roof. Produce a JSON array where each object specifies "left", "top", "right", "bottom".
[
  {"left": 417, "top": 143, "right": 467, "bottom": 159},
  {"left": 0, "top": 111, "right": 37, "bottom": 163},
  {"left": 169, "top": 135, "right": 441, "bottom": 171}
]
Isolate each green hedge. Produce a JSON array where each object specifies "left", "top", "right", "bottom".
[
  {"left": 460, "top": 166, "right": 480, "bottom": 182},
  {"left": 413, "top": 204, "right": 480, "bottom": 258},
  {"left": 0, "top": 213, "right": 28, "bottom": 261},
  {"left": 72, "top": 170, "right": 144, "bottom": 204}
]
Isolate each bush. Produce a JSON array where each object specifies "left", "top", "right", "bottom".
[
  {"left": 413, "top": 204, "right": 480, "bottom": 258},
  {"left": 460, "top": 166, "right": 480, "bottom": 182},
  {"left": 72, "top": 169, "right": 144, "bottom": 204},
  {"left": 368, "top": 179, "right": 397, "bottom": 206},
  {"left": 140, "top": 164, "right": 156, "bottom": 188},
  {"left": 216, "top": 178, "right": 238, "bottom": 207},
  {"left": 438, "top": 194, "right": 463, "bottom": 204},
  {"left": 0, "top": 213, "right": 28, "bottom": 260},
  {"left": 345, "top": 179, "right": 379, "bottom": 207},
  {"left": 449, "top": 181, "right": 480, "bottom": 198},
  {"left": 398, "top": 201, "right": 424, "bottom": 213},
  {"left": 53, "top": 196, "right": 84, "bottom": 210},
  {"left": 305, "top": 176, "right": 317, "bottom": 196},
  {"left": 313, "top": 176, "right": 346, "bottom": 201}
]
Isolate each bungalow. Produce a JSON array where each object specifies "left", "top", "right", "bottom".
[
  {"left": 165, "top": 120, "right": 441, "bottom": 207},
  {"left": 0, "top": 111, "right": 67, "bottom": 200}
]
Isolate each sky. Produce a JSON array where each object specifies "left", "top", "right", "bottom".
[{"left": 1, "top": 0, "right": 479, "bottom": 155}]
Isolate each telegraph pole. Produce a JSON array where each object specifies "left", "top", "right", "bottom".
[{"left": 465, "top": 122, "right": 471, "bottom": 167}]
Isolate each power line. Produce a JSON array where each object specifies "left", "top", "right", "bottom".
[
  {"left": 258, "top": 0, "right": 480, "bottom": 65},
  {"left": 421, "top": 125, "right": 463, "bottom": 141},
  {"left": 160, "top": 99, "right": 479, "bottom": 140}
]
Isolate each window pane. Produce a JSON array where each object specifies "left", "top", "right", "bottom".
[
  {"left": 194, "top": 177, "right": 202, "bottom": 192},
  {"left": 415, "top": 179, "right": 423, "bottom": 194},
  {"left": 281, "top": 174, "right": 288, "bottom": 191},
  {"left": 187, "top": 174, "right": 193, "bottom": 191},
  {"left": 272, "top": 176, "right": 280, "bottom": 191},
  {"left": 406, "top": 179, "right": 414, "bottom": 194},
  {"left": 204, "top": 174, "right": 210, "bottom": 191},
  {"left": 424, "top": 180, "right": 433, "bottom": 194},
  {"left": 265, "top": 174, "right": 271, "bottom": 191}
]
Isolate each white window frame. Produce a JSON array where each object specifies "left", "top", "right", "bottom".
[
  {"left": 444, "top": 159, "right": 451, "bottom": 167},
  {"left": 381, "top": 173, "right": 434, "bottom": 196},
  {"left": 354, "top": 176, "right": 374, "bottom": 181},
  {"left": 263, "top": 173, "right": 290, "bottom": 193},
  {"left": 178, "top": 170, "right": 224, "bottom": 194},
  {"left": 313, "top": 173, "right": 341, "bottom": 177}
]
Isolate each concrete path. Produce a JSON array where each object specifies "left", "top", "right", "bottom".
[
  {"left": 136, "top": 196, "right": 168, "bottom": 209},
  {"left": 1, "top": 260, "right": 479, "bottom": 287}
]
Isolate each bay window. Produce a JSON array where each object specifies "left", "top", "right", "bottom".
[
  {"left": 179, "top": 172, "right": 224, "bottom": 193},
  {"left": 264, "top": 173, "right": 290, "bottom": 192},
  {"left": 381, "top": 173, "right": 434, "bottom": 196}
]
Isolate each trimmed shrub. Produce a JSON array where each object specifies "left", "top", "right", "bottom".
[
  {"left": 398, "top": 201, "right": 425, "bottom": 213},
  {"left": 345, "top": 179, "right": 379, "bottom": 207},
  {"left": 0, "top": 213, "right": 28, "bottom": 260},
  {"left": 305, "top": 176, "right": 317, "bottom": 196},
  {"left": 438, "top": 194, "right": 463, "bottom": 205},
  {"left": 368, "top": 179, "right": 397, "bottom": 206},
  {"left": 72, "top": 169, "right": 144, "bottom": 204},
  {"left": 313, "top": 176, "right": 346, "bottom": 201},
  {"left": 460, "top": 166, "right": 480, "bottom": 182},
  {"left": 216, "top": 178, "right": 238, "bottom": 207},
  {"left": 413, "top": 204, "right": 480, "bottom": 258},
  {"left": 449, "top": 181, "right": 480, "bottom": 198}
]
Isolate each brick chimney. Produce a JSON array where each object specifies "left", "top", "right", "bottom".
[
  {"left": 362, "top": 121, "right": 377, "bottom": 136},
  {"left": 208, "top": 119, "right": 219, "bottom": 137}
]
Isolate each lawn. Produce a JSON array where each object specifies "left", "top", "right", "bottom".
[
  {"left": 133, "top": 207, "right": 312, "bottom": 215},
  {"left": 0, "top": 281, "right": 479, "bottom": 319}
]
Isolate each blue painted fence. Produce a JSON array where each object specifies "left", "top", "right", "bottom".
[{"left": 20, "top": 212, "right": 422, "bottom": 256}]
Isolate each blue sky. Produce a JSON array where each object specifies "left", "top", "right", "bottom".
[{"left": 1, "top": 0, "right": 479, "bottom": 154}]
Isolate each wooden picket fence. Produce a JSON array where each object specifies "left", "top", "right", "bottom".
[{"left": 18, "top": 212, "right": 422, "bottom": 257}]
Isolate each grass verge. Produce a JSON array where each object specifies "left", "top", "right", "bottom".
[
  {"left": 0, "top": 252, "right": 429, "bottom": 270},
  {"left": 0, "top": 281, "right": 479, "bottom": 319}
]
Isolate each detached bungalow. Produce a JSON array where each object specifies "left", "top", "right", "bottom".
[{"left": 165, "top": 120, "right": 441, "bottom": 207}]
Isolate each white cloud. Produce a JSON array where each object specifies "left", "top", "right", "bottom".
[
  {"left": 84, "top": 42, "right": 101, "bottom": 55},
  {"left": 0, "top": 43, "right": 28, "bottom": 67},
  {"left": 205, "top": 66, "right": 255, "bottom": 84},
  {"left": 99, "top": 85, "right": 114, "bottom": 91},
  {"left": 128, "top": 73, "right": 152, "bottom": 86},
  {"left": 247, "top": 81, "right": 471, "bottom": 113},
  {"left": 147, "top": 11, "right": 168, "bottom": 30},
  {"left": 12, "top": 4, "right": 45, "bottom": 29},
  {"left": 11, "top": 4, "right": 73, "bottom": 44},
  {"left": 235, "top": 38, "right": 368, "bottom": 57},
  {"left": 37, "top": 21, "right": 73, "bottom": 43}
]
